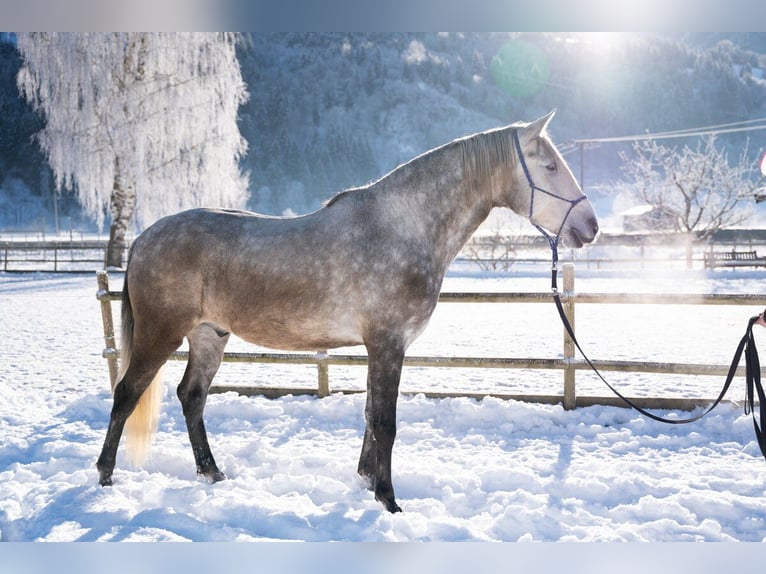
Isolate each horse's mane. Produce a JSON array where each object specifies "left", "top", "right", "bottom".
[
  {"left": 323, "top": 121, "right": 550, "bottom": 208},
  {"left": 460, "top": 122, "right": 560, "bottom": 192},
  {"left": 457, "top": 125, "right": 517, "bottom": 192}
]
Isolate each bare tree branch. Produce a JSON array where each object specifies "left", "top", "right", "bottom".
[{"left": 618, "top": 134, "right": 757, "bottom": 239}]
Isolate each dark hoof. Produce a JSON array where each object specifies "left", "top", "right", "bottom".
[
  {"left": 378, "top": 495, "right": 402, "bottom": 514},
  {"left": 98, "top": 471, "right": 113, "bottom": 487},
  {"left": 199, "top": 468, "right": 226, "bottom": 483}
]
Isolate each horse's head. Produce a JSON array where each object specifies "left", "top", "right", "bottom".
[{"left": 507, "top": 111, "right": 599, "bottom": 248}]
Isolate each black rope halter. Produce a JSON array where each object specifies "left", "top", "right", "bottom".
[{"left": 511, "top": 129, "right": 588, "bottom": 265}]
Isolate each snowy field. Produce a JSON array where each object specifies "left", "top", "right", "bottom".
[{"left": 2, "top": 265, "right": 766, "bottom": 546}]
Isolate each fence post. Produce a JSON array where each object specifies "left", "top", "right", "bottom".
[
  {"left": 562, "top": 263, "right": 576, "bottom": 410},
  {"left": 317, "top": 350, "right": 330, "bottom": 397},
  {"left": 96, "top": 271, "right": 119, "bottom": 387}
]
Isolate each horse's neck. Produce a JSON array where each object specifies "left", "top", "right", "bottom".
[{"left": 377, "top": 143, "right": 495, "bottom": 268}]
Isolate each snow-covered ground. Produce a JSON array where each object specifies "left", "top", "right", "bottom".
[{"left": 2, "top": 265, "right": 766, "bottom": 544}]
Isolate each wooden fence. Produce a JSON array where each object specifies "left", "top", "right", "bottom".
[
  {"left": 3, "top": 232, "right": 765, "bottom": 272},
  {"left": 1, "top": 238, "right": 698, "bottom": 272},
  {"left": 96, "top": 266, "right": 766, "bottom": 412},
  {"left": 3, "top": 239, "right": 112, "bottom": 272}
]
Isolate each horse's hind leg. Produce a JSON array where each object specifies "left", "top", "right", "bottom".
[
  {"left": 177, "top": 323, "right": 230, "bottom": 482},
  {"left": 357, "top": 337, "right": 405, "bottom": 513},
  {"left": 97, "top": 338, "right": 181, "bottom": 486}
]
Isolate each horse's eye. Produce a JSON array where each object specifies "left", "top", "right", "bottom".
[{"left": 545, "top": 163, "right": 557, "bottom": 173}]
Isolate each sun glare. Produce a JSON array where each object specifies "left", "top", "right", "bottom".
[{"left": 574, "top": 32, "right": 626, "bottom": 51}]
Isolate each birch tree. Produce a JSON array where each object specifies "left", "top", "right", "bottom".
[{"left": 16, "top": 33, "right": 249, "bottom": 267}]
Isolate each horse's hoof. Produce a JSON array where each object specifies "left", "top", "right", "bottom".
[
  {"left": 199, "top": 467, "right": 226, "bottom": 483},
  {"left": 378, "top": 495, "right": 402, "bottom": 513},
  {"left": 98, "top": 472, "right": 113, "bottom": 487},
  {"left": 385, "top": 500, "right": 402, "bottom": 513}
]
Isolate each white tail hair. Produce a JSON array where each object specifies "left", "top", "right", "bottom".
[{"left": 116, "top": 277, "right": 163, "bottom": 468}]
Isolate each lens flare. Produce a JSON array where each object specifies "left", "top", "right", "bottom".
[{"left": 491, "top": 40, "right": 550, "bottom": 99}]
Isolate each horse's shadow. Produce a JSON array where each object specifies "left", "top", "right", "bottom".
[
  {"left": 0, "top": 484, "right": 115, "bottom": 542},
  {"left": 0, "top": 390, "right": 388, "bottom": 542},
  {"left": 0, "top": 481, "right": 220, "bottom": 542},
  {"left": 0, "top": 471, "right": 385, "bottom": 542}
]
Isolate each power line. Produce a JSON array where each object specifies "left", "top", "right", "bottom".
[
  {"left": 639, "top": 117, "right": 766, "bottom": 138},
  {"left": 573, "top": 118, "right": 766, "bottom": 144}
]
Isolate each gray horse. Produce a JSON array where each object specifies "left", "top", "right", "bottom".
[{"left": 96, "top": 111, "right": 599, "bottom": 513}]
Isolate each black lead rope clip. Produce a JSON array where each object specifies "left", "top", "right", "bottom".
[{"left": 547, "top": 246, "right": 766, "bottom": 462}]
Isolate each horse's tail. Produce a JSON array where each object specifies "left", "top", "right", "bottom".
[{"left": 116, "top": 248, "right": 164, "bottom": 468}]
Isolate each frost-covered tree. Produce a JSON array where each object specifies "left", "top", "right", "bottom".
[
  {"left": 16, "top": 33, "right": 249, "bottom": 266},
  {"left": 619, "top": 135, "right": 758, "bottom": 239}
]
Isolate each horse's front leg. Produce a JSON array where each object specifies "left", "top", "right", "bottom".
[{"left": 358, "top": 338, "right": 405, "bottom": 513}]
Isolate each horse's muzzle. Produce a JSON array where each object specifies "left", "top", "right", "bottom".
[{"left": 564, "top": 216, "right": 600, "bottom": 248}]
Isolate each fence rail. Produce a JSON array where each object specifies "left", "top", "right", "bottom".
[
  {"left": 8, "top": 231, "right": 766, "bottom": 272},
  {"left": 3, "top": 240, "right": 110, "bottom": 272},
  {"left": 96, "top": 267, "right": 766, "bottom": 411},
  {"left": 1, "top": 238, "right": 134, "bottom": 272}
]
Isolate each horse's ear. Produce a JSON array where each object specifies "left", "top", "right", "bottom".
[{"left": 520, "top": 109, "right": 556, "bottom": 142}]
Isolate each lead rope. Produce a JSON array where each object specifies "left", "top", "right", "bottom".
[
  {"left": 512, "top": 126, "right": 766, "bottom": 457},
  {"left": 548, "top": 245, "right": 766, "bottom": 459}
]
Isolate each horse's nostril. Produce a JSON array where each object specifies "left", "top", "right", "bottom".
[{"left": 590, "top": 217, "right": 600, "bottom": 237}]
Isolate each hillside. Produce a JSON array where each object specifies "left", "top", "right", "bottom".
[
  {"left": 238, "top": 33, "right": 766, "bottom": 216},
  {"left": 2, "top": 32, "right": 766, "bottom": 229}
]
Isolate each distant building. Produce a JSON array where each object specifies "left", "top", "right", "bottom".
[{"left": 621, "top": 205, "right": 676, "bottom": 232}]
